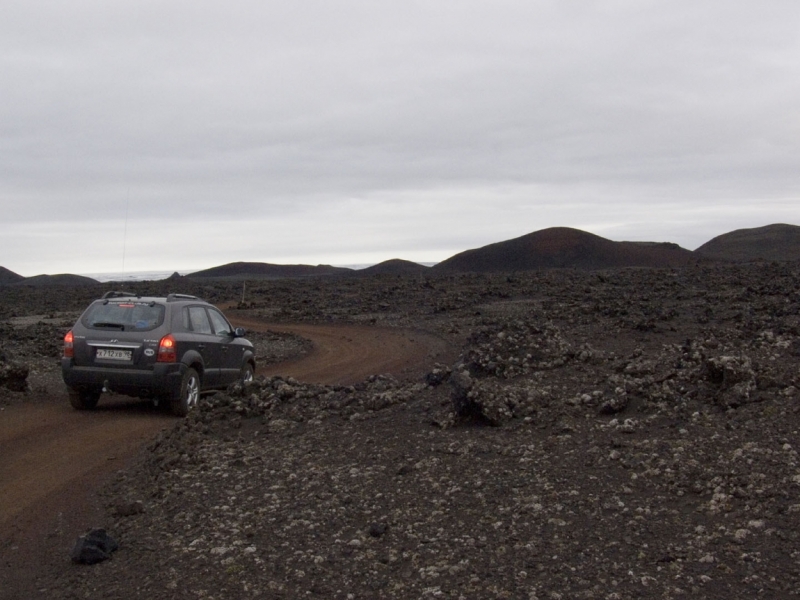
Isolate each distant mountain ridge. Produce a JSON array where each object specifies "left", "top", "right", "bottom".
[
  {"left": 187, "top": 261, "right": 353, "bottom": 279},
  {"left": 0, "top": 267, "right": 100, "bottom": 286},
  {"left": 695, "top": 224, "right": 800, "bottom": 262},
  {"left": 7, "top": 223, "right": 799, "bottom": 283},
  {"left": 15, "top": 274, "right": 100, "bottom": 286},
  {"left": 432, "top": 227, "right": 697, "bottom": 272}
]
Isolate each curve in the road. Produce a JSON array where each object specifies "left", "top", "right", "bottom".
[{"left": 230, "top": 318, "right": 453, "bottom": 385}]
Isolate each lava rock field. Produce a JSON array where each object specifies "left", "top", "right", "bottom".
[{"left": 3, "top": 261, "right": 800, "bottom": 599}]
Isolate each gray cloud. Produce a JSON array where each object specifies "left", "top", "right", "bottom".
[{"left": 1, "top": 1, "right": 798, "bottom": 274}]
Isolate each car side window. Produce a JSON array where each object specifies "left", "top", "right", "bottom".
[
  {"left": 208, "top": 308, "right": 233, "bottom": 336},
  {"left": 187, "top": 306, "right": 212, "bottom": 334}
]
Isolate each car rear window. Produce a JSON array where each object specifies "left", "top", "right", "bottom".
[{"left": 81, "top": 301, "right": 165, "bottom": 331}]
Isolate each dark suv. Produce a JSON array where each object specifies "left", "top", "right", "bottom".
[{"left": 62, "top": 292, "right": 256, "bottom": 416}]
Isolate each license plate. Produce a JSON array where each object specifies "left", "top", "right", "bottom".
[{"left": 96, "top": 348, "right": 132, "bottom": 361}]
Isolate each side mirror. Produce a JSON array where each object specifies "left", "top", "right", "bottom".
[{"left": 234, "top": 327, "right": 247, "bottom": 338}]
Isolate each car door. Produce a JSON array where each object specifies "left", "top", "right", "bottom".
[
  {"left": 207, "top": 307, "right": 241, "bottom": 385},
  {"left": 185, "top": 305, "right": 219, "bottom": 387}
]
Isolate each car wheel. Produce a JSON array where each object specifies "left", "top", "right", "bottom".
[
  {"left": 240, "top": 363, "right": 255, "bottom": 384},
  {"left": 171, "top": 368, "right": 200, "bottom": 417},
  {"left": 68, "top": 388, "right": 100, "bottom": 410}
]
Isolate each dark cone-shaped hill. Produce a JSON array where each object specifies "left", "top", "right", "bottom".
[
  {"left": 187, "top": 262, "right": 353, "bottom": 280},
  {"left": 0, "top": 266, "right": 24, "bottom": 285},
  {"left": 433, "top": 227, "right": 697, "bottom": 272},
  {"left": 694, "top": 223, "right": 800, "bottom": 262},
  {"left": 358, "top": 259, "right": 430, "bottom": 276}
]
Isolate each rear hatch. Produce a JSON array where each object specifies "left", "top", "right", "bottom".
[{"left": 73, "top": 300, "right": 165, "bottom": 369}]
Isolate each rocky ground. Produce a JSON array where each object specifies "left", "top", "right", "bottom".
[
  {"left": 0, "top": 316, "right": 75, "bottom": 404},
  {"left": 3, "top": 261, "right": 800, "bottom": 598}
]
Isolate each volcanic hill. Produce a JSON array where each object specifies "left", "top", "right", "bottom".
[
  {"left": 0, "top": 267, "right": 23, "bottom": 285},
  {"left": 357, "top": 259, "right": 430, "bottom": 276},
  {"left": 694, "top": 223, "right": 800, "bottom": 262},
  {"left": 433, "top": 227, "right": 697, "bottom": 272}
]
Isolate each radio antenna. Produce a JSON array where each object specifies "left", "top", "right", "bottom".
[{"left": 122, "top": 188, "right": 130, "bottom": 280}]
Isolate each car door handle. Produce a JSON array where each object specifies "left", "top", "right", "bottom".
[{"left": 198, "top": 344, "right": 205, "bottom": 349}]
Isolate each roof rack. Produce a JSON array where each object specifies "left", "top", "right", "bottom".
[
  {"left": 101, "top": 291, "right": 140, "bottom": 299},
  {"left": 166, "top": 293, "right": 201, "bottom": 302}
]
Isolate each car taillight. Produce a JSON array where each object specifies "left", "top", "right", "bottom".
[
  {"left": 63, "top": 330, "right": 74, "bottom": 358},
  {"left": 157, "top": 334, "right": 177, "bottom": 363}
]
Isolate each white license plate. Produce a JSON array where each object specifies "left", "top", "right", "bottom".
[{"left": 96, "top": 348, "right": 132, "bottom": 361}]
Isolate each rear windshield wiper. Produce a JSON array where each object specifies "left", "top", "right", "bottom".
[{"left": 92, "top": 322, "right": 126, "bottom": 330}]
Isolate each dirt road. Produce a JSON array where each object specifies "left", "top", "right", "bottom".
[
  {"left": 230, "top": 318, "right": 452, "bottom": 385},
  {"left": 0, "top": 397, "right": 174, "bottom": 597},
  {"left": 0, "top": 321, "right": 452, "bottom": 599}
]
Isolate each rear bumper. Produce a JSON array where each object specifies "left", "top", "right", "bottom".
[{"left": 61, "top": 358, "right": 185, "bottom": 399}]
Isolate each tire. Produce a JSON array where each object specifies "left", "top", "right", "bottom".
[
  {"left": 68, "top": 388, "right": 100, "bottom": 410},
  {"left": 171, "top": 368, "right": 200, "bottom": 417},
  {"left": 240, "top": 362, "right": 255, "bottom": 384}
]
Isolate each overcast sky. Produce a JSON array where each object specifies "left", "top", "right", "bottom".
[{"left": 1, "top": 1, "right": 798, "bottom": 276}]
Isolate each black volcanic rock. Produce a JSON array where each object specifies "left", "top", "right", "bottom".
[
  {"left": 695, "top": 223, "right": 800, "bottom": 262},
  {"left": 433, "top": 227, "right": 696, "bottom": 272},
  {"left": 0, "top": 348, "right": 29, "bottom": 392},
  {"left": 16, "top": 274, "right": 100, "bottom": 286},
  {"left": 187, "top": 261, "right": 353, "bottom": 280},
  {"left": 0, "top": 267, "right": 24, "bottom": 285},
  {"left": 358, "top": 259, "right": 430, "bottom": 276},
  {"left": 70, "top": 529, "right": 119, "bottom": 565}
]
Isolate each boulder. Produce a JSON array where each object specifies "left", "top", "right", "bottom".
[{"left": 70, "top": 529, "right": 119, "bottom": 565}]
